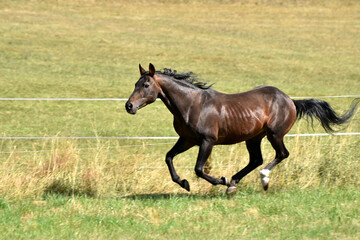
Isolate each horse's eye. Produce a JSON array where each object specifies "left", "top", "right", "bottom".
[{"left": 144, "top": 83, "right": 150, "bottom": 88}]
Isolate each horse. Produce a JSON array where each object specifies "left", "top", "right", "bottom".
[{"left": 125, "top": 63, "right": 359, "bottom": 194}]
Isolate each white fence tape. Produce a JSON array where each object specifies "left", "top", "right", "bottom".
[
  {"left": 0, "top": 142, "right": 177, "bottom": 154},
  {"left": 285, "top": 132, "right": 360, "bottom": 137},
  {"left": 0, "top": 132, "right": 359, "bottom": 140},
  {"left": 0, "top": 136, "right": 179, "bottom": 140},
  {"left": 1, "top": 141, "right": 356, "bottom": 155},
  {"left": 0, "top": 98, "right": 128, "bottom": 101},
  {"left": 291, "top": 95, "right": 360, "bottom": 99},
  {"left": 0, "top": 95, "right": 359, "bottom": 101},
  {"left": 0, "top": 165, "right": 235, "bottom": 171}
]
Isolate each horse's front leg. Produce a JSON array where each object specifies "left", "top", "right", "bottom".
[
  {"left": 165, "top": 138, "right": 194, "bottom": 191},
  {"left": 194, "top": 140, "right": 229, "bottom": 186}
]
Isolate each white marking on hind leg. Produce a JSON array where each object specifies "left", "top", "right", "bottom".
[{"left": 260, "top": 169, "right": 270, "bottom": 187}]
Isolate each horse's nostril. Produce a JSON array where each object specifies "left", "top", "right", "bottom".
[{"left": 125, "top": 102, "right": 133, "bottom": 111}]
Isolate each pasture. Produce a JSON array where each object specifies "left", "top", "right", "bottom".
[{"left": 0, "top": 0, "right": 359, "bottom": 239}]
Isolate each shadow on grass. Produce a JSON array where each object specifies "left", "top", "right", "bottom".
[
  {"left": 121, "top": 193, "right": 193, "bottom": 200},
  {"left": 121, "top": 188, "right": 262, "bottom": 200},
  {"left": 43, "top": 179, "right": 97, "bottom": 198},
  {"left": 42, "top": 180, "right": 262, "bottom": 200}
]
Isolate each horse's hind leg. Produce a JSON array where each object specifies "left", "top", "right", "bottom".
[
  {"left": 260, "top": 133, "right": 289, "bottom": 191},
  {"left": 227, "top": 137, "right": 264, "bottom": 194}
]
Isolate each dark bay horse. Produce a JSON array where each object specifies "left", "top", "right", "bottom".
[{"left": 126, "top": 63, "right": 359, "bottom": 194}]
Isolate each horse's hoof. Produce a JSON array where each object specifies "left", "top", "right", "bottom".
[
  {"left": 181, "top": 179, "right": 190, "bottom": 192},
  {"left": 226, "top": 186, "right": 237, "bottom": 195},
  {"left": 221, "top": 176, "right": 230, "bottom": 186}
]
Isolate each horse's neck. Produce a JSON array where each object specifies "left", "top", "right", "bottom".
[{"left": 157, "top": 77, "right": 199, "bottom": 119}]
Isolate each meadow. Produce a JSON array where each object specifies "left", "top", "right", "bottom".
[{"left": 0, "top": 0, "right": 359, "bottom": 239}]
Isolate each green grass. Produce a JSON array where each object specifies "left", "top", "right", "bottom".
[
  {"left": 0, "top": 0, "right": 359, "bottom": 238},
  {"left": 1, "top": 187, "right": 359, "bottom": 239}
]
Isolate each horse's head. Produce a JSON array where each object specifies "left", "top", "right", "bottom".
[{"left": 125, "top": 63, "right": 162, "bottom": 114}]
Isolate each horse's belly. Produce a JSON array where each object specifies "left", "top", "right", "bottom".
[
  {"left": 217, "top": 115, "right": 266, "bottom": 144},
  {"left": 217, "top": 131, "right": 262, "bottom": 145}
]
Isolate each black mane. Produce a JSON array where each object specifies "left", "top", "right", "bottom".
[{"left": 159, "top": 68, "right": 213, "bottom": 90}]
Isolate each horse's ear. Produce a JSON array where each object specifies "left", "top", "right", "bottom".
[
  {"left": 139, "top": 64, "right": 146, "bottom": 76},
  {"left": 149, "top": 63, "right": 155, "bottom": 77}
]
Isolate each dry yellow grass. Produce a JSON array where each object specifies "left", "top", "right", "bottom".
[{"left": 1, "top": 125, "right": 359, "bottom": 199}]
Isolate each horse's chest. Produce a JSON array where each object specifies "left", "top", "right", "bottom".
[{"left": 173, "top": 118, "right": 197, "bottom": 138}]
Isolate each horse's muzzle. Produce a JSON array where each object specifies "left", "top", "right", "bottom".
[{"left": 125, "top": 101, "right": 136, "bottom": 114}]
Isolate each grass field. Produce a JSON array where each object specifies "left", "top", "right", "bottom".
[
  {"left": 0, "top": 0, "right": 359, "bottom": 239},
  {"left": 1, "top": 187, "right": 359, "bottom": 239}
]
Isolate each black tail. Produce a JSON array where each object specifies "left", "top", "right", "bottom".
[{"left": 292, "top": 98, "right": 359, "bottom": 133}]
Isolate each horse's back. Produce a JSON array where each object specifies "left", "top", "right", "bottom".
[
  {"left": 225, "top": 85, "right": 288, "bottom": 99},
  {"left": 215, "top": 86, "right": 296, "bottom": 144}
]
